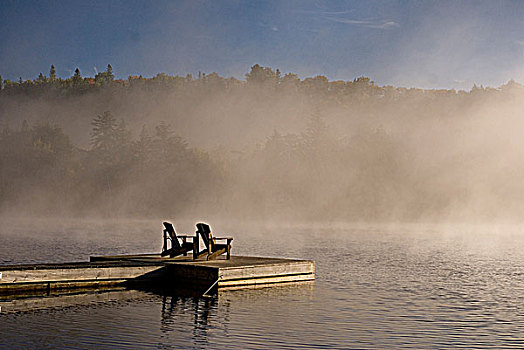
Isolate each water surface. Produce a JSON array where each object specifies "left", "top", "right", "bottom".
[{"left": 1, "top": 219, "right": 524, "bottom": 349}]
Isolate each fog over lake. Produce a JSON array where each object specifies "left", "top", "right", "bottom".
[
  {"left": 3, "top": 66, "right": 524, "bottom": 223},
  {"left": 3, "top": 1, "right": 524, "bottom": 348}
]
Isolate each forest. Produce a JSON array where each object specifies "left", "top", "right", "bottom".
[{"left": 2, "top": 64, "right": 524, "bottom": 222}]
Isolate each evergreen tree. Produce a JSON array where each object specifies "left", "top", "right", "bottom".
[
  {"left": 90, "top": 111, "right": 131, "bottom": 165},
  {"left": 49, "top": 65, "right": 57, "bottom": 81},
  {"left": 90, "top": 111, "right": 119, "bottom": 152},
  {"left": 94, "top": 64, "right": 114, "bottom": 85},
  {"left": 72, "top": 68, "right": 82, "bottom": 87},
  {"left": 106, "top": 64, "right": 114, "bottom": 80},
  {"left": 133, "top": 125, "right": 152, "bottom": 163},
  {"left": 152, "top": 121, "right": 188, "bottom": 163},
  {"left": 73, "top": 68, "right": 81, "bottom": 79},
  {"left": 245, "top": 64, "right": 279, "bottom": 86}
]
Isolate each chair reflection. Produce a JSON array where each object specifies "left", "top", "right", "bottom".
[{"left": 156, "top": 280, "right": 314, "bottom": 348}]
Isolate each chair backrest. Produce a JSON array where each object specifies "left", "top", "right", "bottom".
[
  {"left": 163, "top": 221, "right": 181, "bottom": 249},
  {"left": 196, "top": 223, "right": 213, "bottom": 250}
]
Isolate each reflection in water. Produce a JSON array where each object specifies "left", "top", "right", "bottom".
[
  {"left": 0, "top": 281, "right": 315, "bottom": 349},
  {"left": 3, "top": 220, "right": 524, "bottom": 348},
  {"left": 155, "top": 282, "right": 314, "bottom": 350},
  {"left": 159, "top": 295, "right": 218, "bottom": 348},
  {"left": 0, "top": 288, "right": 144, "bottom": 313}
]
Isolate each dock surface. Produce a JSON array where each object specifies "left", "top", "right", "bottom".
[{"left": 0, "top": 255, "right": 315, "bottom": 297}]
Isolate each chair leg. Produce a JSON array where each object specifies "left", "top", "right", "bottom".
[
  {"left": 207, "top": 248, "right": 227, "bottom": 261},
  {"left": 182, "top": 237, "right": 187, "bottom": 256},
  {"left": 193, "top": 237, "right": 199, "bottom": 260},
  {"left": 162, "top": 230, "right": 168, "bottom": 255}
]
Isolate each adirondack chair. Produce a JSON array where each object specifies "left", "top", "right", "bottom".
[
  {"left": 194, "top": 223, "right": 233, "bottom": 260},
  {"left": 161, "top": 221, "right": 196, "bottom": 258}
]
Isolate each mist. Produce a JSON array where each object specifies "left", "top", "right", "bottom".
[{"left": 2, "top": 65, "right": 524, "bottom": 223}]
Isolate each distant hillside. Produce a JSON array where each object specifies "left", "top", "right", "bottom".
[{"left": 2, "top": 64, "right": 524, "bottom": 222}]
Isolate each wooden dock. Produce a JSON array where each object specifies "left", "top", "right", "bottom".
[
  {"left": 0, "top": 281, "right": 316, "bottom": 314},
  {"left": 0, "top": 255, "right": 315, "bottom": 297}
]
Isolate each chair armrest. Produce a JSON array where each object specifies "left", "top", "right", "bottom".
[{"left": 212, "top": 237, "right": 233, "bottom": 241}]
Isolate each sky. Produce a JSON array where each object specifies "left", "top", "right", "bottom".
[{"left": 2, "top": 0, "right": 524, "bottom": 89}]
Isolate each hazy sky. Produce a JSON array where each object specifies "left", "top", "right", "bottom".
[{"left": 2, "top": 0, "right": 524, "bottom": 89}]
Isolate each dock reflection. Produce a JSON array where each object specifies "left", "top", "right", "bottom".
[
  {"left": 0, "top": 280, "right": 314, "bottom": 314},
  {"left": 156, "top": 281, "right": 314, "bottom": 349},
  {"left": 1, "top": 281, "right": 315, "bottom": 349},
  {"left": 0, "top": 287, "right": 146, "bottom": 313},
  {"left": 159, "top": 295, "right": 220, "bottom": 348}
]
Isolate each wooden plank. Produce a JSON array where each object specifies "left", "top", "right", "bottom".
[
  {"left": 0, "top": 279, "right": 128, "bottom": 295},
  {"left": 0, "top": 265, "right": 163, "bottom": 284},
  {"left": 90, "top": 254, "right": 160, "bottom": 262},
  {"left": 219, "top": 261, "right": 315, "bottom": 281},
  {"left": 219, "top": 280, "right": 315, "bottom": 292},
  {"left": 218, "top": 273, "right": 315, "bottom": 287}
]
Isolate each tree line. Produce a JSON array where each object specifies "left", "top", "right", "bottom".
[
  {"left": 0, "top": 109, "right": 416, "bottom": 220},
  {"left": 1, "top": 63, "right": 514, "bottom": 99}
]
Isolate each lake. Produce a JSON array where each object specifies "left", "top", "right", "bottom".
[{"left": 1, "top": 219, "right": 524, "bottom": 349}]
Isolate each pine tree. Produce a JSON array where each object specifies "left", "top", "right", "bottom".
[
  {"left": 106, "top": 64, "right": 114, "bottom": 80},
  {"left": 133, "top": 125, "right": 152, "bottom": 164},
  {"left": 49, "top": 65, "right": 57, "bottom": 81},
  {"left": 95, "top": 65, "right": 114, "bottom": 85},
  {"left": 90, "top": 111, "right": 118, "bottom": 152},
  {"left": 72, "top": 68, "right": 82, "bottom": 87},
  {"left": 90, "top": 111, "right": 131, "bottom": 168}
]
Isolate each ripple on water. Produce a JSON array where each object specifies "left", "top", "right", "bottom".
[{"left": 1, "top": 221, "right": 524, "bottom": 348}]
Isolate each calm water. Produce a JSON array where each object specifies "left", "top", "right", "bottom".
[{"left": 1, "top": 219, "right": 524, "bottom": 349}]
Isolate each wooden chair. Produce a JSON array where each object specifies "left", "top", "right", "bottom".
[
  {"left": 194, "top": 223, "right": 233, "bottom": 260},
  {"left": 161, "top": 222, "right": 197, "bottom": 258}
]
